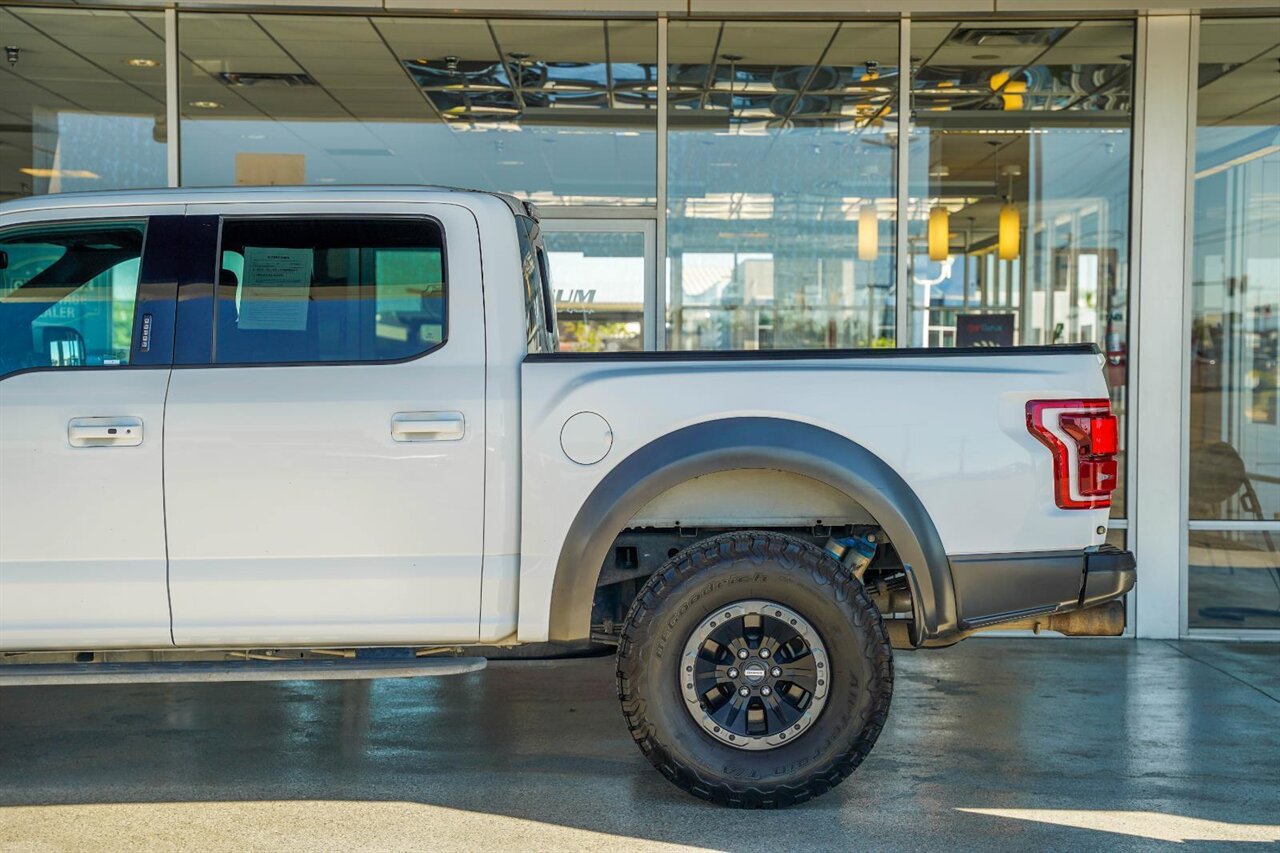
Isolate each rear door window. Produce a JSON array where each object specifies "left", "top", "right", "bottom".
[{"left": 213, "top": 217, "right": 446, "bottom": 365}]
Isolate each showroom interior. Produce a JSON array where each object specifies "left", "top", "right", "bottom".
[{"left": 0, "top": 0, "right": 1276, "bottom": 639}]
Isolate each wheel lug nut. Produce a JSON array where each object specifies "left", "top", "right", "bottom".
[
  {"left": 738, "top": 649, "right": 749, "bottom": 659},
  {"left": 771, "top": 666, "right": 781, "bottom": 677},
  {"left": 761, "top": 686, "right": 772, "bottom": 696},
  {"left": 738, "top": 686, "right": 749, "bottom": 697},
  {"left": 759, "top": 648, "right": 770, "bottom": 658},
  {"left": 727, "top": 668, "right": 739, "bottom": 678}
]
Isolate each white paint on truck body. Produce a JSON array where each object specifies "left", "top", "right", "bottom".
[
  {"left": 0, "top": 187, "right": 1110, "bottom": 652},
  {"left": 516, "top": 352, "right": 1110, "bottom": 641}
]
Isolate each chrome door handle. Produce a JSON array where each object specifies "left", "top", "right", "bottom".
[
  {"left": 68, "top": 416, "right": 144, "bottom": 447},
  {"left": 391, "top": 411, "right": 465, "bottom": 442}
]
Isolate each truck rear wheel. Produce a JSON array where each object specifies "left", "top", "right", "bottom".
[{"left": 616, "top": 531, "right": 893, "bottom": 808}]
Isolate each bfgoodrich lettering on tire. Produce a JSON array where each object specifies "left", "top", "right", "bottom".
[{"left": 616, "top": 531, "right": 894, "bottom": 808}]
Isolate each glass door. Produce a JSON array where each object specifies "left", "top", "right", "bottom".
[
  {"left": 540, "top": 219, "right": 656, "bottom": 352},
  {"left": 1185, "top": 17, "right": 1280, "bottom": 634}
]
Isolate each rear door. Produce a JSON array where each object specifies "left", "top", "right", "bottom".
[
  {"left": 0, "top": 207, "right": 182, "bottom": 650},
  {"left": 164, "top": 201, "right": 486, "bottom": 646}
]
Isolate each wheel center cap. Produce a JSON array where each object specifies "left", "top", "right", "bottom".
[{"left": 742, "top": 662, "right": 767, "bottom": 683}]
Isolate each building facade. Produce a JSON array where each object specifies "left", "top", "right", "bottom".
[{"left": 1, "top": 0, "right": 1277, "bottom": 638}]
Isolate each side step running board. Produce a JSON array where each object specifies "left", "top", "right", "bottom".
[{"left": 0, "top": 656, "right": 487, "bottom": 687}]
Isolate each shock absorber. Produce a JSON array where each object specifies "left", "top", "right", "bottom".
[{"left": 824, "top": 531, "right": 879, "bottom": 581}]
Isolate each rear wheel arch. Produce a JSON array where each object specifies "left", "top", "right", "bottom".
[{"left": 546, "top": 417, "right": 958, "bottom": 644}]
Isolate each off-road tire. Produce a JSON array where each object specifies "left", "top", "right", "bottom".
[{"left": 616, "top": 530, "right": 893, "bottom": 808}]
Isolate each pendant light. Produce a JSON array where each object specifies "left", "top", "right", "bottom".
[
  {"left": 998, "top": 163, "right": 1021, "bottom": 261},
  {"left": 989, "top": 70, "right": 1027, "bottom": 111},
  {"left": 858, "top": 203, "right": 878, "bottom": 261},
  {"left": 998, "top": 199, "right": 1020, "bottom": 261},
  {"left": 928, "top": 205, "right": 949, "bottom": 262},
  {"left": 990, "top": 140, "right": 1020, "bottom": 261}
]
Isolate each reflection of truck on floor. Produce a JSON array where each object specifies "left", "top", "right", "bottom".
[{"left": 0, "top": 186, "right": 1135, "bottom": 808}]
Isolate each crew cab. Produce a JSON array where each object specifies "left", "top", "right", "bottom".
[{"left": 0, "top": 187, "right": 1135, "bottom": 808}]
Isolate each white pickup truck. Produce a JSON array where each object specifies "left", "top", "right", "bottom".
[{"left": 0, "top": 186, "right": 1135, "bottom": 808}]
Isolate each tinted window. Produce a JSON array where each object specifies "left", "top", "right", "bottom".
[
  {"left": 516, "top": 217, "right": 548, "bottom": 352},
  {"left": 214, "top": 218, "right": 445, "bottom": 365},
  {"left": 0, "top": 220, "right": 146, "bottom": 380},
  {"left": 536, "top": 245, "right": 556, "bottom": 338}
]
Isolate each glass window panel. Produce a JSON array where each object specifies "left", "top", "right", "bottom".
[
  {"left": 516, "top": 216, "right": 556, "bottom": 353},
  {"left": 0, "top": 8, "right": 167, "bottom": 199},
  {"left": 177, "top": 14, "right": 656, "bottom": 207},
  {"left": 545, "top": 229, "right": 645, "bottom": 352},
  {"left": 1188, "top": 530, "right": 1280, "bottom": 631},
  {"left": 666, "top": 21, "right": 899, "bottom": 350},
  {"left": 213, "top": 218, "right": 445, "bottom": 365},
  {"left": 0, "top": 220, "right": 146, "bottom": 377},
  {"left": 1188, "top": 17, "right": 1280, "bottom": 524},
  {"left": 909, "top": 20, "right": 1135, "bottom": 517}
]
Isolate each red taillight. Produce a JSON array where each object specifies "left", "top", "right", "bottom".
[
  {"left": 1026, "top": 399, "right": 1119, "bottom": 510},
  {"left": 1060, "top": 412, "right": 1119, "bottom": 457}
]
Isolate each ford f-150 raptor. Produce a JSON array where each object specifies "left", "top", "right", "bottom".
[{"left": 0, "top": 186, "right": 1136, "bottom": 808}]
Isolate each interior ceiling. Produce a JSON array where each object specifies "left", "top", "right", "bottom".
[
  {"left": 1, "top": 11, "right": 1274, "bottom": 125},
  {"left": 0, "top": 8, "right": 1276, "bottom": 203}
]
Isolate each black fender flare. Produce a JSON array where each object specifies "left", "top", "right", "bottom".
[{"left": 546, "top": 417, "right": 959, "bottom": 645}]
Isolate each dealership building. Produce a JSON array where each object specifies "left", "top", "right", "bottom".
[{"left": 0, "top": 0, "right": 1276, "bottom": 639}]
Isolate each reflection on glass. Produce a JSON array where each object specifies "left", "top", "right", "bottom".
[
  {"left": 1188, "top": 530, "right": 1280, "bottom": 630},
  {"left": 0, "top": 8, "right": 167, "bottom": 199},
  {"left": 544, "top": 229, "right": 645, "bottom": 352},
  {"left": 1189, "top": 18, "right": 1280, "bottom": 525},
  {"left": 177, "top": 14, "right": 656, "bottom": 205},
  {"left": 0, "top": 221, "right": 146, "bottom": 378},
  {"left": 666, "top": 21, "right": 899, "bottom": 350},
  {"left": 908, "top": 20, "right": 1134, "bottom": 516}
]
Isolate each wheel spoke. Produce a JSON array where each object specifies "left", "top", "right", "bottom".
[
  {"left": 712, "top": 691, "right": 750, "bottom": 730},
  {"left": 724, "top": 636, "right": 751, "bottom": 661},
  {"left": 761, "top": 690, "right": 801, "bottom": 732},
  {"left": 773, "top": 653, "right": 814, "bottom": 686},
  {"left": 694, "top": 665, "right": 736, "bottom": 688}
]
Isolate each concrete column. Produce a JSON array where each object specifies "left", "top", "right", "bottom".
[{"left": 1131, "top": 14, "right": 1197, "bottom": 638}]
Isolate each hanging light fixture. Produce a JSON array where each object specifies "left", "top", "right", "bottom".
[
  {"left": 988, "top": 140, "right": 1020, "bottom": 261},
  {"left": 999, "top": 200, "right": 1020, "bottom": 261},
  {"left": 858, "top": 203, "right": 878, "bottom": 261},
  {"left": 989, "top": 70, "right": 1027, "bottom": 111},
  {"left": 999, "top": 164, "right": 1021, "bottom": 261},
  {"left": 928, "top": 205, "right": 950, "bottom": 261}
]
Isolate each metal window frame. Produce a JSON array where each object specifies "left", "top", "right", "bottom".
[
  {"left": 165, "top": 8, "right": 180, "bottom": 187},
  {"left": 895, "top": 15, "right": 911, "bottom": 349},
  {"left": 656, "top": 14, "right": 668, "bottom": 350},
  {"left": 1181, "top": 14, "right": 1280, "bottom": 641},
  {"left": 149, "top": 6, "right": 1187, "bottom": 635},
  {"left": 539, "top": 217, "right": 659, "bottom": 350}
]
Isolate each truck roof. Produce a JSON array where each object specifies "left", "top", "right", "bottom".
[{"left": 0, "top": 185, "right": 535, "bottom": 219}]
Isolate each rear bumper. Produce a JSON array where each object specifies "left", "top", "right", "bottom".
[
  {"left": 1081, "top": 545, "right": 1137, "bottom": 609},
  {"left": 949, "top": 544, "right": 1136, "bottom": 632}
]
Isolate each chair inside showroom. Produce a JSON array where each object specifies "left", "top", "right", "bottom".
[{"left": 1188, "top": 441, "right": 1279, "bottom": 623}]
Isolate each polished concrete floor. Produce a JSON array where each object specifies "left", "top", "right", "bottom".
[{"left": 1, "top": 639, "right": 1277, "bottom": 851}]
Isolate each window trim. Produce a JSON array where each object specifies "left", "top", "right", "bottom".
[
  {"left": 0, "top": 216, "right": 168, "bottom": 384},
  {"left": 195, "top": 213, "right": 451, "bottom": 370},
  {"left": 517, "top": 214, "right": 558, "bottom": 352},
  {"left": 536, "top": 244, "right": 556, "bottom": 338}
]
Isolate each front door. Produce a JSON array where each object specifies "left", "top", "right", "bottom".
[
  {"left": 0, "top": 209, "right": 182, "bottom": 650},
  {"left": 163, "top": 202, "right": 487, "bottom": 646}
]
